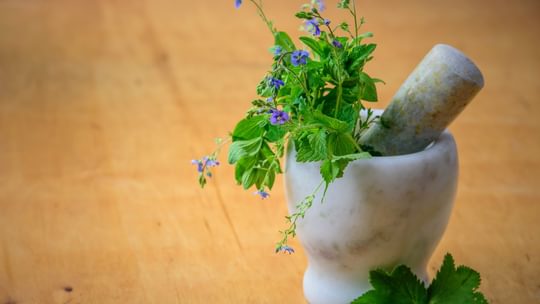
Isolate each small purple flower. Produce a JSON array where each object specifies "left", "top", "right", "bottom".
[
  {"left": 291, "top": 50, "right": 309, "bottom": 66},
  {"left": 191, "top": 159, "right": 204, "bottom": 173},
  {"left": 192, "top": 157, "right": 220, "bottom": 174},
  {"left": 204, "top": 157, "right": 220, "bottom": 168},
  {"left": 324, "top": 19, "right": 331, "bottom": 26},
  {"left": 305, "top": 18, "right": 321, "bottom": 36},
  {"left": 234, "top": 0, "right": 242, "bottom": 9},
  {"left": 276, "top": 245, "right": 295, "bottom": 254},
  {"left": 266, "top": 96, "right": 274, "bottom": 103},
  {"left": 269, "top": 109, "right": 290, "bottom": 125},
  {"left": 314, "top": 0, "right": 325, "bottom": 12},
  {"left": 332, "top": 39, "right": 343, "bottom": 48},
  {"left": 254, "top": 189, "right": 270, "bottom": 199},
  {"left": 273, "top": 46, "right": 283, "bottom": 56},
  {"left": 268, "top": 77, "right": 285, "bottom": 90}
]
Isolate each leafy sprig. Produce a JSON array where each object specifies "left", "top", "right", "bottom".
[
  {"left": 195, "top": 0, "right": 382, "bottom": 252},
  {"left": 351, "top": 253, "right": 489, "bottom": 304}
]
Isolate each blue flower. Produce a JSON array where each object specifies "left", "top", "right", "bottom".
[
  {"left": 192, "top": 157, "right": 220, "bottom": 174},
  {"left": 276, "top": 245, "right": 295, "bottom": 254},
  {"left": 266, "top": 96, "right": 274, "bottom": 103},
  {"left": 291, "top": 50, "right": 309, "bottom": 66},
  {"left": 313, "top": 0, "right": 325, "bottom": 12},
  {"left": 332, "top": 39, "right": 343, "bottom": 48},
  {"left": 234, "top": 0, "right": 242, "bottom": 9},
  {"left": 273, "top": 46, "right": 283, "bottom": 56},
  {"left": 305, "top": 18, "right": 321, "bottom": 36},
  {"left": 191, "top": 159, "right": 204, "bottom": 173},
  {"left": 203, "top": 157, "right": 220, "bottom": 168},
  {"left": 324, "top": 19, "right": 331, "bottom": 26},
  {"left": 254, "top": 189, "right": 270, "bottom": 199},
  {"left": 268, "top": 77, "right": 285, "bottom": 90},
  {"left": 269, "top": 109, "right": 290, "bottom": 125}
]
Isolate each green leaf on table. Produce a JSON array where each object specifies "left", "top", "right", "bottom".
[
  {"left": 351, "top": 254, "right": 489, "bottom": 304},
  {"left": 428, "top": 254, "right": 488, "bottom": 304},
  {"left": 352, "top": 265, "right": 428, "bottom": 304}
]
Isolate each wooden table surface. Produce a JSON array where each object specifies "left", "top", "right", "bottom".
[{"left": 1, "top": 0, "right": 539, "bottom": 303}]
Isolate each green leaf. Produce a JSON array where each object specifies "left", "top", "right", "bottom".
[
  {"left": 295, "top": 11, "right": 314, "bottom": 20},
  {"left": 351, "top": 254, "right": 489, "bottom": 304},
  {"left": 349, "top": 32, "right": 374, "bottom": 46},
  {"left": 359, "top": 72, "right": 378, "bottom": 102},
  {"left": 295, "top": 129, "right": 327, "bottom": 162},
  {"left": 347, "top": 43, "right": 376, "bottom": 73},
  {"left": 232, "top": 115, "right": 268, "bottom": 140},
  {"left": 320, "top": 159, "right": 339, "bottom": 185},
  {"left": 300, "top": 36, "right": 324, "bottom": 59},
  {"left": 428, "top": 254, "right": 488, "bottom": 304},
  {"left": 352, "top": 266, "right": 428, "bottom": 304},
  {"left": 234, "top": 156, "right": 257, "bottom": 184},
  {"left": 328, "top": 132, "right": 356, "bottom": 156},
  {"left": 337, "top": 0, "right": 350, "bottom": 9},
  {"left": 313, "top": 112, "right": 350, "bottom": 132},
  {"left": 274, "top": 31, "right": 296, "bottom": 52},
  {"left": 332, "top": 152, "right": 371, "bottom": 161},
  {"left": 228, "top": 137, "right": 263, "bottom": 164},
  {"left": 241, "top": 168, "right": 259, "bottom": 189},
  {"left": 266, "top": 124, "right": 287, "bottom": 142}
]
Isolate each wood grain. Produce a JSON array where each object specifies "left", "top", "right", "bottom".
[{"left": 0, "top": 0, "right": 539, "bottom": 303}]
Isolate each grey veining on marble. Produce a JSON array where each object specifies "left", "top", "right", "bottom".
[
  {"left": 285, "top": 126, "right": 458, "bottom": 304},
  {"left": 359, "top": 44, "right": 484, "bottom": 156}
]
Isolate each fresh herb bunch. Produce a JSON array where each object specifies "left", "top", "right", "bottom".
[
  {"left": 351, "top": 253, "right": 488, "bottom": 304},
  {"left": 194, "top": 0, "right": 382, "bottom": 253}
]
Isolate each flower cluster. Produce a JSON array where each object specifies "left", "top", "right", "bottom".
[
  {"left": 192, "top": 154, "right": 221, "bottom": 188},
  {"left": 195, "top": 0, "right": 381, "bottom": 254}
]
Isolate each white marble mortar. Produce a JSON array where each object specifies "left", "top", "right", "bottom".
[{"left": 284, "top": 128, "right": 458, "bottom": 304}]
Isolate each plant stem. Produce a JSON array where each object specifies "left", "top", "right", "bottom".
[
  {"left": 351, "top": 0, "right": 359, "bottom": 41},
  {"left": 249, "top": 0, "right": 276, "bottom": 35}
]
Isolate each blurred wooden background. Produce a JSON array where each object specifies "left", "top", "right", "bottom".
[{"left": 1, "top": 0, "right": 539, "bottom": 303}]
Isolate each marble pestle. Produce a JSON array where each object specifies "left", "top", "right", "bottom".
[{"left": 359, "top": 44, "right": 484, "bottom": 156}]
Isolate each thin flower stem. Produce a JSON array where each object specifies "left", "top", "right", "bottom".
[
  {"left": 276, "top": 180, "right": 324, "bottom": 251},
  {"left": 249, "top": 0, "right": 276, "bottom": 35}
]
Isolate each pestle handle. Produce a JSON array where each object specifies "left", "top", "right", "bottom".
[{"left": 359, "top": 44, "right": 484, "bottom": 156}]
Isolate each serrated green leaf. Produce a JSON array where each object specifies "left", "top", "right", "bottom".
[
  {"left": 328, "top": 132, "right": 356, "bottom": 156},
  {"left": 320, "top": 159, "right": 339, "bottom": 185},
  {"left": 295, "top": 129, "right": 327, "bottom": 162},
  {"left": 352, "top": 254, "right": 488, "bottom": 304},
  {"left": 352, "top": 266, "right": 428, "bottom": 304},
  {"left": 428, "top": 254, "right": 488, "bottom": 304}
]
